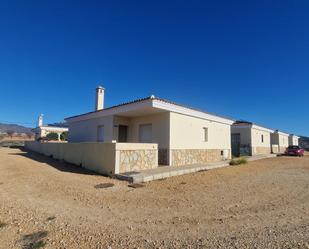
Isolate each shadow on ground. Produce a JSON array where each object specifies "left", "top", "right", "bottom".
[
  {"left": 20, "top": 230, "right": 48, "bottom": 249},
  {"left": 9, "top": 147, "right": 101, "bottom": 176}
]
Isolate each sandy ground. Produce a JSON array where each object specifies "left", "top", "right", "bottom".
[{"left": 0, "top": 147, "right": 308, "bottom": 249}]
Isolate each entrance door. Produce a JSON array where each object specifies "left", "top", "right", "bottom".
[
  {"left": 139, "top": 124, "right": 152, "bottom": 143},
  {"left": 231, "top": 133, "right": 240, "bottom": 157},
  {"left": 97, "top": 125, "right": 104, "bottom": 142},
  {"left": 118, "top": 125, "right": 128, "bottom": 142}
]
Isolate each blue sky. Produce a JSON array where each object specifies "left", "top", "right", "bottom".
[{"left": 0, "top": 0, "right": 308, "bottom": 136}]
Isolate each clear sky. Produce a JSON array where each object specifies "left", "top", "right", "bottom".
[{"left": 0, "top": 0, "right": 308, "bottom": 136}]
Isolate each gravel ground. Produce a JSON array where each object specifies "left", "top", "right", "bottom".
[{"left": 0, "top": 147, "right": 308, "bottom": 249}]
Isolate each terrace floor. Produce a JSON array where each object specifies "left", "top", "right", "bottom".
[{"left": 116, "top": 154, "right": 277, "bottom": 183}]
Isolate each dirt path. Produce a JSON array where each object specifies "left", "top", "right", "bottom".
[{"left": 0, "top": 147, "right": 308, "bottom": 248}]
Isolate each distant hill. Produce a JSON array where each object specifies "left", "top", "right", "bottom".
[
  {"left": 299, "top": 136, "right": 309, "bottom": 151},
  {"left": 0, "top": 123, "right": 33, "bottom": 134}
]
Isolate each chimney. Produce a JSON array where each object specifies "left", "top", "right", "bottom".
[
  {"left": 95, "top": 86, "right": 105, "bottom": 111},
  {"left": 37, "top": 114, "right": 43, "bottom": 127}
]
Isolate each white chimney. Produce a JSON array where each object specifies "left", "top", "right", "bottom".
[
  {"left": 38, "top": 114, "right": 43, "bottom": 127},
  {"left": 95, "top": 86, "right": 105, "bottom": 111}
]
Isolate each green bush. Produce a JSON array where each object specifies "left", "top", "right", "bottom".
[
  {"left": 60, "top": 131, "right": 68, "bottom": 141},
  {"left": 46, "top": 132, "right": 59, "bottom": 141},
  {"left": 229, "top": 157, "right": 248, "bottom": 166}
]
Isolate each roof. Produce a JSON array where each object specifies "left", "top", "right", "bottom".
[
  {"left": 66, "top": 96, "right": 153, "bottom": 120},
  {"left": 65, "top": 96, "right": 234, "bottom": 125},
  {"left": 273, "top": 129, "right": 290, "bottom": 136},
  {"left": 234, "top": 120, "right": 253, "bottom": 125},
  {"left": 232, "top": 120, "right": 274, "bottom": 133},
  {"left": 32, "top": 126, "right": 69, "bottom": 132},
  {"left": 233, "top": 120, "right": 297, "bottom": 136}
]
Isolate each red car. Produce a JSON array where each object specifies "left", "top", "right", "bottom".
[{"left": 285, "top": 146, "right": 305, "bottom": 157}]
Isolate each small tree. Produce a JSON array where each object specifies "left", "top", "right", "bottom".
[
  {"left": 60, "top": 131, "right": 68, "bottom": 141},
  {"left": 46, "top": 132, "right": 59, "bottom": 141},
  {"left": 6, "top": 130, "right": 14, "bottom": 139}
]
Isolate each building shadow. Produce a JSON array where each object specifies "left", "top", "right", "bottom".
[
  {"left": 9, "top": 148, "right": 102, "bottom": 176},
  {"left": 20, "top": 230, "right": 48, "bottom": 249}
]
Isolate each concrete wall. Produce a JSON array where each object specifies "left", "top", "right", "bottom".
[
  {"left": 278, "top": 134, "right": 289, "bottom": 152},
  {"left": 251, "top": 128, "right": 271, "bottom": 148},
  {"left": 128, "top": 112, "right": 170, "bottom": 149},
  {"left": 169, "top": 112, "right": 231, "bottom": 150},
  {"left": 271, "top": 133, "right": 289, "bottom": 153},
  {"left": 289, "top": 135, "right": 299, "bottom": 146},
  {"left": 25, "top": 141, "right": 158, "bottom": 175},
  {"left": 231, "top": 125, "right": 272, "bottom": 156},
  {"left": 251, "top": 128, "right": 271, "bottom": 155},
  {"left": 169, "top": 112, "right": 231, "bottom": 165},
  {"left": 68, "top": 115, "right": 114, "bottom": 142}
]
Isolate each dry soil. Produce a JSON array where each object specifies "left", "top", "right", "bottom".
[{"left": 0, "top": 148, "right": 308, "bottom": 249}]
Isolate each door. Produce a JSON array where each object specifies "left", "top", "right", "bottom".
[
  {"left": 139, "top": 124, "right": 152, "bottom": 143},
  {"left": 97, "top": 125, "right": 104, "bottom": 142},
  {"left": 231, "top": 133, "right": 240, "bottom": 157},
  {"left": 118, "top": 125, "right": 128, "bottom": 142}
]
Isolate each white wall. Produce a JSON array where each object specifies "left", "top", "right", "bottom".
[
  {"left": 289, "top": 135, "right": 299, "bottom": 146},
  {"left": 251, "top": 128, "right": 271, "bottom": 148},
  {"left": 68, "top": 111, "right": 232, "bottom": 151},
  {"left": 169, "top": 112, "right": 231, "bottom": 150},
  {"left": 293, "top": 137, "right": 299, "bottom": 146},
  {"left": 271, "top": 133, "right": 289, "bottom": 148},
  {"left": 279, "top": 133, "right": 289, "bottom": 148},
  {"left": 25, "top": 141, "right": 158, "bottom": 175},
  {"left": 129, "top": 112, "right": 170, "bottom": 149},
  {"left": 68, "top": 115, "right": 114, "bottom": 142}
]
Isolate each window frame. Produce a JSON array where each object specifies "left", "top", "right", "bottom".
[{"left": 203, "top": 127, "right": 208, "bottom": 142}]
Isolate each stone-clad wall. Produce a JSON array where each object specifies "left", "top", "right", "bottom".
[
  {"left": 271, "top": 145, "right": 286, "bottom": 154},
  {"left": 254, "top": 146, "right": 271, "bottom": 155},
  {"left": 119, "top": 150, "right": 158, "bottom": 173},
  {"left": 171, "top": 149, "right": 229, "bottom": 166}
]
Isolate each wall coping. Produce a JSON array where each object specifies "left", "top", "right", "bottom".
[
  {"left": 27, "top": 141, "right": 158, "bottom": 150},
  {"left": 115, "top": 143, "right": 158, "bottom": 150}
]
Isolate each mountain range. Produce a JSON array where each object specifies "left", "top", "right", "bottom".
[{"left": 0, "top": 123, "right": 33, "bottom": 134}]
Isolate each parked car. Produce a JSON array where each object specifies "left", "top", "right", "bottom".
[{"left": 285, "top": 146, "right": 305, "bottom": 157}]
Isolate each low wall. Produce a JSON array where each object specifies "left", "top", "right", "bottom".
[
  {"left": 271, "top": 144, "right": 279, "bottom": 154},
  {"left": 170, "top": 149, "right": 231, "bottom": 166},
  {"left": 279, "top": 146, "right": 287, "bottom": 153},
  {"left": 116, "top": 143, "right": 158, "bottom": 173},
  {"left": 25, "top": 141, "right": 158, "bottom": 175},
  {"left": 253, "top": 146, "right": 271, "bottom": 155}
]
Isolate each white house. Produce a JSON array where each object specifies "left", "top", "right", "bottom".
[
  {"left": 65, "top": 86, "right": 234, "bottom": 166},
  {"left": 271, "top": 130, "right": 290, "bottom": 153},
  {"left": 288, "top": 134, "right": 299, "bottom": 146},
  {"left": 32, "top": 114, "right": 68, "bottom": 141},
  {"left": 231, "top": 121, "right": 273, "bottom": 157}
]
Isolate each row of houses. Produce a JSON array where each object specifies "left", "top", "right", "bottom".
[
  {"left": 28, "top": 86, "right": 299, "bottom": 175},
  {"left": 231, "top": 121, "right": 299, "bottom": 157},
  {"left": 65, "top": 87, "right": 298, "bottom": 165}
]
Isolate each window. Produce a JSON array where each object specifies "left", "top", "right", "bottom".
[
  {"left": 203, "top": 127, "right": 208, "bottom": 142},
  {"left": 139, "top": 124, "right": 152, "bottom": 143},
  {"left": 261, "top": 134, "right": 264, "bottom": 143},
  {"left": 97, "top": 125, "right": 104, "bottom": 142}
]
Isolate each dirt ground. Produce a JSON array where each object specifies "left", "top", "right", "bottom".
[{"left": 0, "top": 148, "right": 308, "bottom": 249}]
